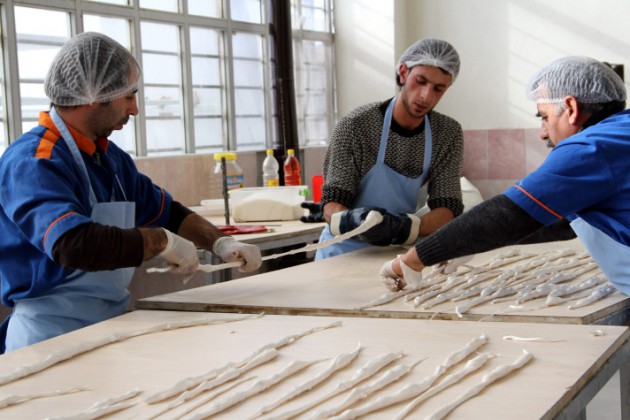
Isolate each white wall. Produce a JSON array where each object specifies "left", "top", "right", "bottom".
[
  {"left": 335, "top": 0, "right": 630, "bottom": 130},
  {"left": 333, "top": 0, "right": 398, "bottom": 115}
]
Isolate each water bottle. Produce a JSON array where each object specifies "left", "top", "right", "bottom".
[
  {"left": 262, "top": 149, "right": 280, "bottom": 187},
  {"left": 283, "top": 149, "right": 302, "bottom": 186},
  {"left": 211, "top": 152, "right": 244, "bottom": 198}
]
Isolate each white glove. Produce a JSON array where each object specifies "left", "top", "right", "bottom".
[
  {"left": 159, "top": 228, "right": 199, "bottom": 275},
  {"left": 379, "top": 259, "right": 402, "bottom": 292},
  {"left": 379, "top": 257, "right": 424, "bottom": 291},
  {"left": 213, "top": 236, "right": 262, "bottom": 272},
  {"left": 435, "top": 255, "right": 474, "bottom": 274}
]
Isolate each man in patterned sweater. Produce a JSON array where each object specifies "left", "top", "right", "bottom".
[{"left": 314, "top": 38, "right": 465, "bottom": 259}]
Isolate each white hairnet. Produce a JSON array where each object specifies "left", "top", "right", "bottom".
[
  {"left": 45, "top": 32, "right": 141, "bottom": 106},
  {"left": 397, "top": 38, "right": 460, "bottom": 82},
  {"left": 526, "top": 56, "right": 626, "bottom": 104}
]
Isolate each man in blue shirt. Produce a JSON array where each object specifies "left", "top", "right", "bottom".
[
  {"left": 0, "top": 32, "right": 262, "bottom": 352},
  {"left": 379, "top": 56, "right": 630, "bottom": 297}
]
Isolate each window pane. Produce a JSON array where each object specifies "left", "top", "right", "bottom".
[
  {"left": 143, "top": 54, "right": 181, "bottom": 85},
  {"left": 146, "top": 119, "right": 185, "bottom": 155},
  {"left": 110, "top": 119, "right": 137, "bottom": 155},
  {"left": 230, "top": 0, "right": 262, "bottom": 23},
  {"left": 83, "top": 0, "right": 128, "bottom": 5},
  {"left": 294, "top": 39, "right": 334, "bottom": 147},
  {"left": 144, "top": 86, "right": 182, "bottom": 118},
  {"left": 194, "top": 118, "right": 224, "bottom": 150},
  {"left": 83, "top": 15, "right": 131, "bottom": 49},
  {"left": 15, "top": 7, "right": 70, "bottom": 126},
  {"left": 189, "top": 0, "right": 222, "bottom": 18},
  {"left": 141, "top": 22, "right": 185, "bottom": 155},
  {"left": 139, "top": 0, "right": 178, "bottom": 13},
  {"left": 235, "top": 117, "right": 265, "bottom": 150},
  {"left": 232, "top": 32, "right": 266, "bottom": 149},
  {"left": 141, "top": 22, "right": 179, "bottom": 53},
  {"left": 190, "top": 27, "right": 226, "bottom": 151}
]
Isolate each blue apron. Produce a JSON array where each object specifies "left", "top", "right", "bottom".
[
  {"left": 316, "top": 97, "right": 432, "bottom": 260},
  {"left": 3, "top": 108, "right": 135, "bottom": 352},
  {"left": 570, "top": 217, "right": 630, "bottom": 296}
]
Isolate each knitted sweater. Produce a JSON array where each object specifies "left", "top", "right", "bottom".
[{"left": 321, "top": 99, "right": 464, "bottom": 216}]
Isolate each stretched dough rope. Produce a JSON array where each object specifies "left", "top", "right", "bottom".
[
  {"left": 150, "top": 349, "right": 279, "bottom": 418},
  {"left": 309, "top": 359, "right": 423, "bottom": 419},
  {"left": 0, "top": 387, "right": 88, "bottom": 409},
  {"left": 502, "top": 336, "right": 565, "bottom": 343},
  {"left": 568, "top": 283, "right": 616, "bottom": 309},
  {"left": 45, "top": 389, "right": 142, "bottom": 420},
  {"left": 328, "top": 334, "right": 487, "bottom": 420},
  {"left": 425, "top": 350, "right": 533, "bottom": 420},
  {"left": 251, "top": 343, "right": 362, "bottom": 418},
  {"left": 0, "top": 313, "right": 262, "bottom": 387},
  {"left": 148, "top": 211, "right": 385, "bottom": 275},
  {"left": 182, "top": 359, "right": 323, "bottom": 419},
  {"left": 267, "top": 350, "right": 404, "bottom": 420},
  {"left": 393, "top": 353, "right": 491, "bottom": 420},
  {"left": 145, "top": 320, "right": 341, "bottom": 404},
  {"left": 332, "top": 354, "right": 490, "bottom": 420}
]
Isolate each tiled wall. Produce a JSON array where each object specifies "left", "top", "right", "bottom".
[{"left": 462, "top": 128, "right": 549, "bottom": 199}]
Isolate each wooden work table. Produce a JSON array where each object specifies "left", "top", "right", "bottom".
[
  {"left": 138, "top": 239, "right": 630, "bottom": 326},
  {"left": 0, "top": 310, "right": 627, "bottom": 419},
  {"left": 194, "top": 212, "right": 326, "bottom": 252}
]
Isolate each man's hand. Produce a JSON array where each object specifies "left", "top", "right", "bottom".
[
  {"left": 159, "top": 228, "right": 199, "bottom": 275},
  {"left": 435, "top": 255, "right": 474, "bottom": 274},
  {"left": 379, "top": 257, "right": 424, "bottom": 291},
  {"left": 213, "top": 237, "right": 262, "bottom": 272},
  {"left": 300, "top": 202, "right": 324, "bottom": 223},
  {"left": 359, "top": 212, "right": 421, "bottom": 246},
  {"left": 331, "top": 207, "right": 420, "bottom": 245}
]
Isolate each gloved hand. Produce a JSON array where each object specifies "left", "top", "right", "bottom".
[
  {"left": 435, "top": 255, "right": 474, "bottom": 274},
  {"left": 330, "top": 207, "right": 421, "bottom": 246},
  {"left": 159, "top": 228, "right": 199, "bottom": 275},
  {"left": 300, "top": 202, "right": 324, "bottom": 223},
  {"left": 213, "top": 236, "right": 262, "bottom": 272},
  {"left": 379, "top": 257, "right": 424, "bottom": 291}
]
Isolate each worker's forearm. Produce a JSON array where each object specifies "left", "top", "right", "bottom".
[
  {"left": 417, "top": 207, "right": 454, "bottom": 236},
  {"left": 53, "top": 223, "right": 144, "bottom": 271},
  {"left": 322, "top": 201, "right": 348, "bottom": 224},
  {"left": 413, "top": 194, "right": 545, "bottom": 268},
  {"left": 176, "top": 212, "right": 227, "bottom": 251}
]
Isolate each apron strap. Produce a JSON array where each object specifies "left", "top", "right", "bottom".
[{"left": 0, "top": 315, "right": 10, "bottom": 354}]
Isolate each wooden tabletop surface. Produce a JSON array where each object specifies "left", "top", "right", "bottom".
[
  {"left": 138, "top": 239, "right": 630, "bottom": 325},
  {"left": 0, "top": 310, "right": 626, "bottom": 419}
]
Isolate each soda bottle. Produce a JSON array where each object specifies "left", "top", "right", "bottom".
[
  {"left": 283, "top": 149, "right": 302, "bottom": 186},
  {"left": 262, "top": 149, "right": 280, "bottom": 187}
]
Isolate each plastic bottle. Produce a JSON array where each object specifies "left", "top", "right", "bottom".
[
  {"left": 262, "top": 149, "right": 280, "bottom": 187},
  {"left": 211, "top": 152, "right": 244, "bottom": 198},
  {"left": 283, "top": 149, "right": 302, "bottom": 186}
]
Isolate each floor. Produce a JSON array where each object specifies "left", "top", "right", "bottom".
[{"left": 587, "top": 371, "right": 621, "bottom": 419}]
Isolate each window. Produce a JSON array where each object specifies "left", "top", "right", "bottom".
[
  {"left": 232, "top": 32, "right": 267, "bottom": 150},
  {"left": 141, "top": 21, "right": 185, "bottom": 155},
  {"left": 292, "top": 0, "right": 336, "bottom": 147},
  {"left": 190, "top": 27, "right": 226, "bottom": 152},
  {"left": 0, "top": 0, "right": 336, "bottom": 158},
  {"left": 14, "top": 7, "right": 69, "bottom": 134}
]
